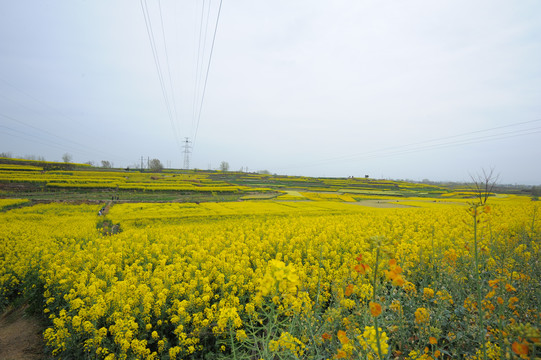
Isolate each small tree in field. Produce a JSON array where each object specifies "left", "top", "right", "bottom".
[
  {"left": 149, "top": 159, "right": 164, "bottom": 172},
  {"left": 219, "top": 161, "right": 230, "bottom": 172},
  {"left": 62, "top": 153, "right": 73, "bottom": 163},
  {"left": 101, "top": 160, "right": 113, "bottom": 169}
]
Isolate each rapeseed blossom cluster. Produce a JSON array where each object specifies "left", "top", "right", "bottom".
[
  {"left": 358, "top": 326, "right": 389, "bottom": 358},
  {"left": 415, "top": 307, "right": 430, "bottom": 324},
  {"left": 268, "top": 331, "right": 305, "bottom": 358},
  {"left": 257, "top": 259, "right": 299, "bottom": 297}
]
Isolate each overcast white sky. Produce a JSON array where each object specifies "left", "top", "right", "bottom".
[{"left": 1, "top": 1, "right": 540, "bottom": 184}]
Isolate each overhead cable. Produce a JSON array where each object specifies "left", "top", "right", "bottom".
[
  {"left": 157, "top": 0, "right": 180, "bottom": 126},
  {"left": 191, "top": 0, "right": 207, "bottom": 132},
  {"left": 140, "top": 0, "right": 182, "bottom": 151},
  {"left": 192, "top": 0, "right": 223, "bottom": 150},
  {"left": 0, "top": 112, "right": 131, "bottom": 162},
  {"left": 277, "top": 118, "right": 541, "bottom": 170}
]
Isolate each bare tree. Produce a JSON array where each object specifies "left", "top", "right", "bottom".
[
  {"left": 62, "top": 153, "right": 73, "bottom": 163},
  {"left": 467, "top": 167, "right": 499, "bottom": 357},
  {"left": 469, "top": 167, "right": 499, "bottom": 205},
  {"left": 149, "top": 158, "right": 164, "bottom": 172},
  {"left": 101, "top": 160, "right": 113, "bottom": 168},
  {"left": 24, "top": 154, "right": 45, "bottom": 161},
  {"left": 219, "top": 161, "right": 230, "bottom": 172}
]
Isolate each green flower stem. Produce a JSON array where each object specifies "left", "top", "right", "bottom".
[
  {"left": 229, "top": 324, "right": 238, "bottom": 360},
  {"left": 372, "top": 247, "right": 383, "bottom": 359},
  {"left": 372, "top": 247, "right": 379, "bottom": 302},
  {"left": 473, "top": 207, "right": 487, "bottom": 360}
]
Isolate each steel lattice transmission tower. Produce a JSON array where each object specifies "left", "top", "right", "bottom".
[{"left": 182, "top": 137, "right": 192, "bottom": 169}]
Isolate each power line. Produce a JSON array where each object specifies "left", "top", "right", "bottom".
[
  {"left": 191, "top": 0, "right": 208, "bottom": 132},
  {"left": 193, "top": 0, "right": 213, "bottom": 130},
  {"left": 0, "top": 124, "right": 76, "bottom": 154},
  {"left": 355, "top": 126, "right": 541, "bottom": 161},
  {"left": 333, "top": 118, "right": 541, "bottom": 163},
  {"left": 0, "top": 92, "right": 69, "bottom": 128},
  {"left": 0, "top": 112, "right": 130, "bottom": 162},
  {"left": 277, "top": 118, "right": 541, "bottom": 170},
  {"left": 0, "top": 78, "right": 135, "bottom": 164},
  {"left": 0, "top": 77, "right": 83, "bottom": 130},
  {"left": 157, "top": 0, "right": 180, "bottom": 127},
  {"left": 0, "top": 77, "right": 127, "bottom": 161},
  {"left": 192, "top": 0, "right": 223, "bottom": 149},
  {"left": 140, "top": 0, "right": 182, "bottom": 151},
  {"left": 138, "top": 1, "right": 223, "bottom": 158}
]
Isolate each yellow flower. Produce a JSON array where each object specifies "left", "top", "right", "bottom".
[
  {"left": 236, "top": 329, "right": 248, "bottom": 342},
  {"left": 415, "top": 307, "right": 430, "bottom": 324},
  {"left": 508, "top": 296, "right": 519, "bottom": 310},
  {"left": 72, "top": 315, "right": 82, "bottom": 329},
  {"left": 423, "top": 287, "right": 435, "bottom": 299},
  {"left": 358, "top": 326, "right": 389, "bottom": 357},
  {"left": 269, "top": 332, "right": 305, "bottom": 357},
  {"left": 403, "top": 281, "right": 416, "bottom": 295},
  {"left": 390, "top": 300, "right": 402, "bottom": 314}
]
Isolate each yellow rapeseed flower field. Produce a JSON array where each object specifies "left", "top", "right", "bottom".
[{"left": 0, "top": 196, "right": 539, "bottom": 359}]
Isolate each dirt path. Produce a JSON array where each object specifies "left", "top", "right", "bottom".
[
  {"left": 0, "top": 306, "right": 44, "bottom": 360},
  {"left": 354, "top": 199, "right": 413, "bottom": 208},
  {"left": 98, "top": 200, "right": 113, "bottom": 216}
]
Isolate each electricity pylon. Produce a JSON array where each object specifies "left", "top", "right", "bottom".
[{"left": 182, "top": 137, "right": 192, "bottom": 169}]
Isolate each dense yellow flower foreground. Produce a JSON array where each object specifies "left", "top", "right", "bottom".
[{"left": 0, "top": 196, "right": 539, "bottom": 359}]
